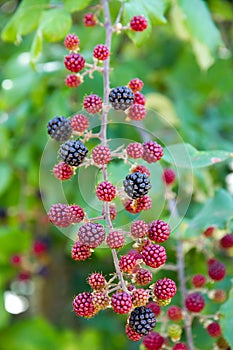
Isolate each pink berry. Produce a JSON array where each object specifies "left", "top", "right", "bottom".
[
  {"left": 208, "top": 260, "right": 226, "bottom": 281},
  {"left": 148, "top": 220, "right": 170, "bottom": 243},
  {"left": 126, "top": 142, "right": 144, "bottom": 159},
  {"left": 154, "top": 278, "right": 177, "bottom": 300},
  {"left": 146, "top": 302, "right": 161, "bottom": 316},
  {"left": 125, "top": 195, "right": 152, "bottom": 214},
  {"left": 93, "top": 44, "right": 110, "bottom": 60},
  {"left": 135, "top": 269, "right": 152, "bottom": 286},
  {"left": 127, "top": 104, "right": 146, "bottom": 120},
  {"left": 68, "top": 205, "right": 84, "bottom": 223},
  {"left": 143, "top": 331, "right": 164, "bottom": 350},
  {"left": 206, "top": 322, "right": 222, "bottom": 337},
  {"left": 11, "top": 254, "right": 22, "bottom": 266},
  {"left": 65, "top": 74, "right": 82, "bottom": 88},
  {"left": 106, "top": 230, "right": 124, "bottom": 249},
  {"left": 185, "top": 292, "right": 205, "bottom": 313},
  {"left": 83, "top": 13, "right": 97, "bottom": 27},
  {"left": 203, "top": 226, "right": 215, "bottom": 237},
  {"left": 70, "top": 114, "right": 89, "bottom": 132},
  {"left": 78, "top": 222, "right": 106, "bottom": 248},
  {"left": 134, "top": 92, "right": 146, "bottom": 105},
  {"left": 73, "top": 292, "right": 96, "bottom": 318},
  {"left": 18, "top": 272, "right": 31, "bottom": 281},
  {"left": 167, "top": 306, "right": 183, "bottom": 321},
  {"left": 111, "top": 292, "right": 132, "bottom": 314},
  {"left": 127, "top": 249, "right": 142, "bottom": 260},
  {"left": 96, "top": 181, "right": 116, "bottom": 202},
  {"left": 131, "top": 288, "right": 149, "bottom": 307},
  {"left": 191, "top": 274, "right": 206, "bottom": 288},
  {"left": 173, "top": 343, "right": 187, "bottom": 350},
  {"left": 141, "top": 243, "right": 167, "bottom": 268},
  {"left": 92, "top": 291, "right": 110, "bottom": 310},
  {"left": 71, "top": 241, "right": 91, "bottom": 261},
  {"left": 162, "top": 168, "right": 176, "bottom": 185},
  {"left": 92, "top": 145, "right": 111, "bottom": 165},
  {"left": 48, "top": 203, "right": 70, "bottom": 227},
  {"left": 83, "top": 94, "right": 102, "bottom": 114},
  {"left": 125, "top": 324, "right": 143, "bottom": 341},
  {"left": 131, "top": 165, "right": 151, "bottom": 177},
  {"left": 128, "top": 78, "right": 144, "bottom": 93},
  {"left": 130, "top": 15, "right": 148, "bottom": 32},
  {"left": 220, "top": 233, "right": 233, "bottom": 249},
  {"left": 53, "top": 162, "right": 74, "bottom": 180},
  {"left": 88, "top": 273, "right": 106, "bottom": 290},
  {"left": 64, "top": 34, "right": 79, "bottom": 51},
  {"left": 33, "top": 240, "right": 47, "bottom": 255},
  {"left": 119, "top": 254, "right": 137, "bottom": 273},
  {"left": 143, "top": 141, "right": 163, "bottom": 163},
  {"left": 64, "top": 53, "right": 85, "bottom": 73},
  {"left": 131, "top": 220, "right": 148, "bottom": 239}
]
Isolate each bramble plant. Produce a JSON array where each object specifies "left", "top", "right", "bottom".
[{"left": 1, "top": 1, "right": 233, "bottom": 350}]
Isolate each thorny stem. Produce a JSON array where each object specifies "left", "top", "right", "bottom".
[
  {"left": 100, "top": 0, "right": 128, "bottom": 294},
  {"left": 167, "top": 190, "right": 195, "bottom": 350}
]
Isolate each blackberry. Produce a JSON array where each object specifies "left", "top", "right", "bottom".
[
  {"left": 129, "top": 306, "right": 156, "bottom": 335},
  {"left": 59, "top": 140, "right": 88, "bottom": 167},
  {"left": 109, "top": 86, "right": 134, "bottom": 111},
  {"left": 47, "top": 116, "right": 72, "bottom": 141},
  {"left": 123, "top": 172, "right": 151, "bottom": 199}
]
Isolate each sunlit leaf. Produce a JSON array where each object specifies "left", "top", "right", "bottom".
[
  {"left": 39, "top": 9, "right": 72, "bottom": 42},
  {"left": 63, "top": 0, "right": 92, "bottom": 13}
]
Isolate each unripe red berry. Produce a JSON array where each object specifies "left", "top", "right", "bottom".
[
  {"left": 125, "top": 324, "right": 143, "bottom": 341},
  {"left": 83, "top": 94, "right": 102, "bottom": 114},
  {"left": 127, "top": 249, "right": 142, "bottom": 260},
  {"left": 70, "top": 114, "right": 89, "bottom": 132},
  {"left": 173, "top": 343, "right": 187, "bottom": 350},
  {"left": 96, "top": 181, "right": 116, "bottom": 202},
  {"left": 68, "top": 205, "right": 84, "bottom": 223},
  {"left": 134, "top": 91, "right": 146, "bottom": 105},
  {"left": 78, "top": 222, "right": 106, "bottom": 248},
  {"left": 191, "top": 274, "right": 206, "bottom": 288},
  {"left": 220, "top": 233, "right": 233, "bottom": 249},
  {"left": 83, "top": 13, "right": 97, "bottom": 27},
  {"left": 11, "top": 254, "right": 22, "bottom": 266},
  {"left": 148, "top": 220, "right": 170, "bottom": 243},
  {"left": 185, "top": 292, "right": 205, "bottom": 313},
  {"left": 141, "top": 243, "right": 167, "bottom": 268},
  {"left": 73, "top": 292, "right": 96, "bottom": 318},
  {"left": 208, "top": 260, "right": 226, "bottom": 281},
  {"left": 131, "top": 288, "right": 149, "bottom": 307},
  {"left": 126, "top": 142, "right": 144, "bottom": 159},
  {"left": 92, "top": 145, "right": 111, "bottom": 165},
  {"left": 93, "top": 44, "right": 110, "bottom": 60},
  {"left": 53, "top": 162, "right": 74, "bottom": 180},
  {"left": 64, "top": 53, "right": 85, "bottom": 73},
  {"left": 143, "top": 331, "right": 164, "bottom": 350},
  {"left": 143, "top": 141, "right": 163, "bottom": 163},
  {"left": 162, "top": 168, "right": 176, "bottom": 185},
  {"left": 92, "top": 291, "right": 110, "bottom": 310},
  {"left": 71, "top": 241, "right": 91, "bottom": 261},
  {"left": 64, "top": 34, "right": 79, "bottom": 51},
  {"left": 18, "top": 271, "right": 31, "bottom": 281},
  {"left": 111, "top": 292, "right": 132, "bottom": 314},
  {"left": 131, "top": 165, "right": 150, "bottom": 177},
  {"left": 131, "top": 220, "right": 148, "bottom": 239},
  {"left": 109, "top": 204, "right": 117, "bottom": 220},
  {"left": 88, "top": 273, "right": 106, "bottom": 290},
  {"left": 48, "top": 203, "right": 70, "bottom": 227},
  {"left": 106, "top": 230, "right": 124, "bottom": 249},
  {"left": 119, "top": 254, "right": 137, "bottom": 273},
  {"left": 154, "top": 278, "right": 177, "bottom": 300},
  {"left": 130, "top": 15, "right": 148, "bottom": 32},
  {"left": 203, "top": 226, "right": 215, "bottom": 237},
  {"left": 124, "top": 196, "right": 152, "bottom": 214},
  {"left": 33, "top": 239, "right": 47, "bottom": 255},
  {"left": 65, "top": 74, "right": 82, "bottom": 88},
  {"left": 128, "top": 78, "right": 144, "bottom": 93},
  {"left": 167, "top": 306, "right": 183, "bottom": 321},
  {"left": 146, "top": 302, "right": 161, "bottom": 316},
  {"left": 135, "top": 269, "right": 152, "bottom": 286},
  {"left": 127, "top": 104, "right": 146, "bottom": 120},
  {"left": 206, "top": 322, "right": 222, "bottom": 337}
]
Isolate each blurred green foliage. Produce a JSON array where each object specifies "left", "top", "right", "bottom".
[{"left": 0, "top": 0, "right": 233, "bottom": 349}]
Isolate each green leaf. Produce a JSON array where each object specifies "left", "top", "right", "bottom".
[
  {"left": 0, "top": 163, "right": 12, "bottom": 195},
  {"left": 1, "top": 0, "right": 49, "bottom": 43},
  {"left": 175, "top": 0, "right": 223, "bottom": 69},
  {"left": 220, "top": 286, "right": 233, "bottom": 348},
  {"left": 183, "top": 190, "right": 233, "bottom": 238},
  {"left": 163, "top": 143, "right": 232, "bottom": 168},
  {"left": 30, "top": 30, "right": 43, "bottom": 65},
  {"left": 39, "top": 9, "right": 72, "bottom": 42},
  {"left": 63, "top": 0, "right": 92, "bottom": 13}
]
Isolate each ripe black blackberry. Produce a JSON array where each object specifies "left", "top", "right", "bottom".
[
  {"left": 123, "top": 172, "right": 151, "bottom": 199},
  {"left": 109, "top": 86, "right": 134, "bottom": 110},
  {"left": 59, "top": 140, "right": 88, "bottom": 166},
  {"left": 129, "top": 306, "right": 156, "bottom": 335},
  {"left": 47, "top": 116, "right": 72, "bottom": 141}
]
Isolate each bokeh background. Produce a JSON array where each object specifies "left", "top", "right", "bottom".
[{"left": 0, "top": 1, "right": 233, "bottom": 349}]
